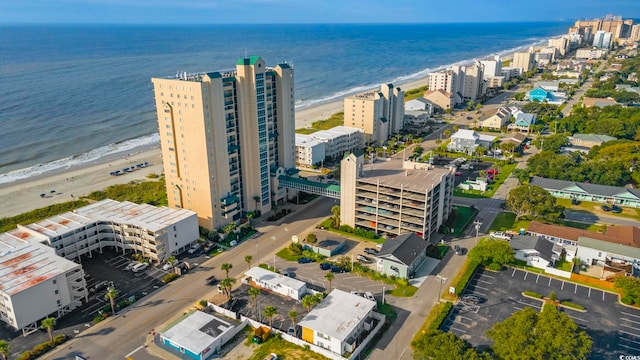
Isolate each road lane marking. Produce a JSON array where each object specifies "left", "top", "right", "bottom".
[
  {"left": 125, "top": 345, "right": 144, "bottom": 358},
  {"left": 548, "top": 278, "right": 552, "bottom": 287},
  {"left": 561, "top": 281, "right": 565, "bottom": 290},
  {"left": 536, "top": 274, "right": 539, "bottom": 283}
]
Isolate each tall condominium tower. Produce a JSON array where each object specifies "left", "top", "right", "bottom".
[
  {"left": 343, "top": 84, "right": 404, "bottom": 145},
  {"left": 151, "top": 56, "right": 296, "bottom": 231}
]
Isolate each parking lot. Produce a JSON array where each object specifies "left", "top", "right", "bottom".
[{"left": 440, "top": 267, "right": 640, "bottom": 359}]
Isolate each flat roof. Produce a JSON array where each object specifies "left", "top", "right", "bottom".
[
  {"left": 358, "top": 159, "right": 452, "bottom": 194},
  {"left": 162, "top": 311, "right": 234, "bottom": 355},
  {"left": 245, "top": 266, "right": 306, "bottom": 291},
  {"left": 295, "top": 134, "right": 324, "bottom": 147},
  {"left": 0, "top": 230, "right": 79, "bottom": 295},
  {"left": 298, "top": 289, "right": 375, "bottom": 342},
  {"left": 312, "top": 126, "right": 363, "bottom": 140}
]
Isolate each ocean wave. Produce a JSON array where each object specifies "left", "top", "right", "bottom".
[{"left": 0, "top": 133, "right": 160, "bottom": 185}]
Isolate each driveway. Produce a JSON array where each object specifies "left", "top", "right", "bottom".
[{"left": 441, "top": 267, "right": 640, "bottom": 359}]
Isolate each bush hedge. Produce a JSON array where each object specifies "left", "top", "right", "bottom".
[
  {"left": 621, "top": 296, "right": 634, "bottom": 305},
  {"left": 162, "top": 273, "right": 179, "bottom": 283},
  {"left": 17, "top": 334, "right": 67, "bottom": 360},
  {"left": 452, "top": 259, "right": 480, "bottom": 297},
  {"left": 429, "top": 302, "right": 453, "bottom": 331},
  {"left": 524, "top": 290, "right": 543, "bottom": 299},
  {"left": 561, "top": 301, "right": 585, "bottom": 310}
]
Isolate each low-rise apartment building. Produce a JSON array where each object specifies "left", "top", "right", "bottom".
[
  {"left": 575, "top": 48, "right": 606, "bottom": 59},
  {"left": 295, "top": 134, "right": 326, "bottom": 167},
  {"left": 447, "top": 129, "right": 497, "bottom": 154},
  {"left": 310, "top": 126, "right": 365, "bottom": 161},
  {"left": 340, "top": 152, "right": 454, "bottom": 241}
]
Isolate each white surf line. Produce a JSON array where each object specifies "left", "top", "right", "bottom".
[{"left": 126, "top": 345, "right": 145, "bottom": 358}]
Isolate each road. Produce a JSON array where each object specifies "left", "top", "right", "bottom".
[{"left": 44, "top": 197, "right": 336, "bottom": 360}]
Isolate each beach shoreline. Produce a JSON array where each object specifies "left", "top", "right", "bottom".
[{"left": 0, "top": 37, "right": 551, "bottom": 219}]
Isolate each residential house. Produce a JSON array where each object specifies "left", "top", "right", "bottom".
[
  {"left": 569, "top": 133, "right": 617, "bottom": 148},
  {"left": 500, "top": 132, "right": 528, "bottom": 151},
  {"left": 479, "top": 107, "right": 511, "bottom": 130},
  {"left": 534, "top": 81, "right": 560, "bottom": 92},
  {"left": 376, "top": 233, "right": 429, "bottom": 279},
  {"left": 526, "top": 87, "right": 567, "bottom": 105},
  {"left": 243, "top": 267, "right": 308, "bottom": 300},
  {"left": 404, "top": 98, "right": 433, "bottom": 126},
  {"left": 576, "top": 226, "right": 640, "bottom": 278},
  {"left": 160, "top": 311, "right": 245, "bottom": 360},
  {"left": 298, "top": 289, "right": 380, "bottom": 357},
  {"left": 423, "top": 90, "right": 453, "bottom": 113},
  {"left": 529, "top": 176, "right": 640, "bottom": 208},
  {"left": 509, "top": 235, "right": 557, "bottom": 270},
  {"left": 507, "top": 112, "right": 536, "bottom": 133},
  {"left": 447, "top": 129, "right": 497, "bottom": 154}
]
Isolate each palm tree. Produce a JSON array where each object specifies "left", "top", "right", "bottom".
[
  {"left": 104, "top": 286, "right": 120, "bottom": 315},
  {"left": 453, "top": 125, "right": 459, "bottom": 132},
  {"left": 248, "top": 287, "right": 261, "bottom": 318},
  {"left": 253, "top": 195, "right": 261, "bottom": 211},
  {"left": 301, "top": 295, "right": 315, "bottom": 313},
  {"left": 325, "top": 272, "right": 335, "bottom": 293},
  {"left": 167, "top": 255, "right": 177, "bottom": 272},
  {"left": 0, "top": 339, "right": 10, "bottom": 360},
  {"left": 244, "top": 255, "right": 253, "bottom": 270},
  {"left": 262, "top": 306, "right": 278, "bottom": 330},
  {"left": 443, "top": 129, "right": 451, "bottom": 138},
  {"left": 331, "top": 205, "right": 340, "bottom": 228},
  {"left": 288, "top": 310, "right": 299, "bottom": 336},
  {"left": 305, "top": 232, "right": 317, "bottom": 244},
  {"left": 220, "top": 277, "right": 236, "bottom": 300},
  {"left": 221, "top": 263, "right": 233, "bottom": 278},
  {"left": 40, "top": 317, "right": 56, "bottom": 344}
]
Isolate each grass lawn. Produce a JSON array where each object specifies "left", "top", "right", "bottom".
[
  {"left": 318, "top": 218, "right": 384, "bottom": 243},
  {"left": 387, "top": 284, "right": 418, "bottom": 297},
  {"left": 248, "top": 335, "right": 330, "bottom": 360},
  {"left": 488, "top": 212, "right": 530, "bottom": 232},
  {"left": 556, "top": 198, "right": 640, "bottom": 221},
  {"left": 443, "top": 205, "right": 478, "bottom": 237},
  {"left": 453, "top": 163, "right": 517, "bottom": 199},
  {"left": 276, "top": 248, "right": 299, "bottom": 262},
  {"left": 560, "top": 220, "right": 606, "bottom": 232},
  {"left": 555, "top": 260, "right": 573, "bottom": 272},
  {"left": 294, "top": 128, "right": 318, "bottom": 135}
]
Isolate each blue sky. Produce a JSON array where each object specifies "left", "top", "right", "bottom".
[{"left": 1, "top": 0, "right": 638, "bottom": 24}]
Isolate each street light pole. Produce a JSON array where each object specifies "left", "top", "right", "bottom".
[{"left": 473, "top": 220, "right": 482, "bottom": 244}]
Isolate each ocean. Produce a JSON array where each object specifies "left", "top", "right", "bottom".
[{"left": 0, "top": 22, "right": 570, "bottom": 183}]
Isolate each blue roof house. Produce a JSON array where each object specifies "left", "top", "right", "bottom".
[{"left": 527, "top": 87, "right": 552, "bottom": 102}]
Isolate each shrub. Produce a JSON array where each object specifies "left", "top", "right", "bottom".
[
  {"left": 488, "top": 263, "right": 502, "bottom": 271},
  {"left": 549, "top": 291, "right": 558, "bottom": 302},
  {"left": 18, "top": 351, "right": 32, "bottom": 360},
  {"left": 524, "top": 290, "right": 543, "bottom": 299},
  {"left": 289, "top": 242, "right": 303, "bottom": 255},
  {"left": 621, "top": 296, "right": 635, "bottom": 305},
  {"left": 199, "top": 299, "right": 208, "bottom": 307},
  {"left": 162, "top": 273, "right": 179, "bottom": 283},
  {"left": 429, "top": 302, "right": 453, "bottom": 331},
  {"left": 31, "top": 343, "right": 49, "bottom": 355}
]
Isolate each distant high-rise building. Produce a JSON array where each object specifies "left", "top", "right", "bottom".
[
  {"left": 151, "top": 56, "right": 296, "bottom": 231},
  {"left": 343, "top": 84, "right": 404, "bottom": 145},
  {"left": 548, "top": 36, "right": 570, "bottom": 57},
  {"left": 592, "top": 30, "right": 613, "bottom": 49},
  {"left": 513, "top": 51, "right": 536, "bottom": 73},
  {"left": 480, "top": 56, "right": 502, "bottom": 78},
  {"left": 462, "top": 61, "right": 484, "bottom": 102},
  {"left": 570, "top": 16, "right": 634, "bottom": 42},
  {"left": 631, "top": 24, "right": 640, "bottom": 43}
]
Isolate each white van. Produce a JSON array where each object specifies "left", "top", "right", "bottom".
[
  {"left": 132, "top": 262, "right": 149, "bottom": 273},
  {"left": 364, "top": 292, "right": 375, "bottom": 302}
]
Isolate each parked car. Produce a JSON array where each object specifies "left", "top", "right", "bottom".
[
  {"left": 490, "top": 231, "right": 512, "bottom": 240},
  {"left": 330, "top": 265, "right": 346, "bottom": 273},
  {"left": 287, "top": 326, "right": 295, "bottom": 336},
  {"left": 454, "top": 245, "right": 462, "bottom": 255},
  {"left": 461, "top": 294, "right": 482, "bottom": 305},
  {"left": 357, "top": 255, "right": 373, "bottom": 264},
  {"left": 264, "top": 353, "right": 278, "bottom": 360},
  {"left": 297, "top": 257, "right": 314, "bottom": 264},
  {"left": 602, "top": 205, "right": 612, "bottom": 212},
  {"left": 487, "top": 169, "right": 499, "bottom": 175},
  {"left": 319, "top": 262, "right": 331, "bottom": 270},
  {"left": 283, "top": 271, "right": 296, "bottom": 278},
  {"left": 162, "top": 263, "right": 173, "bottom": 271},
  {"left": 364, "top": 292, "right": 376, "bottom": 301},
  {"left": 571, "top": 198, "right": 580, "bottom": 205},
  {"left": 364, "top": 248, "right": 378, "bottom": 255},
  {"left": 187, "top": 243, "right": 201, "bottom": 254},
  {"left": 611, "top": 205, "right": 622, "bottom": 213},
  {"left": 132, "top": 262, "right": 149, "bottom": 273},
  {"left": 124, "top": 262, "right": 138, "bottom": 271},
  {"left": 350, "top": 290, "right": 361, "bottom": 297}
]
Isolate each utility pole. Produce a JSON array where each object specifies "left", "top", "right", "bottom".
[{"left": 473, "top": 220, "right": 482, "bottom": 244}]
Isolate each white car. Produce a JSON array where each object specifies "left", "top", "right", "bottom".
[
  {"left": 162, "top": 263, "right": 173, "bottom": 271},
  {"left": 490, "top": 231, "right": 512, "bottom": 240},
  {"left": 188, "top": 243, "right": 201, "bottom": 254}
]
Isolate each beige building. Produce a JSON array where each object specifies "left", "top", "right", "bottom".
[
  {"left": 343, "top": 84, "right": 404, "bottom": 145},
  {"left": 340, "top": 152, "right": 454, "bottom": 242},
  {"left": 462, "top": 61, "right": 485, "bottom": 101},
  {"left": 423, "top": 90, "right": 453, "bottom": 112},
  {"left": 548, "top": 36, "right": 570, "bottom": 57},
  {"left": 151, "top": 56, "right": 296, "bottom": 231},
  {"left": 428, "top": 67, "right": 464, "bottom": 104},
  {"left": 513, "top": 51, "right": 535, "bottom": 72},
  {"left": 570, "top": 16, "right": 634, "bottom": 42},
  {"left": 480, "top": 107, "right": 512, "bottom": 130}
]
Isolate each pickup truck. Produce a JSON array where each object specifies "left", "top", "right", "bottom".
[{"left": 490, "top": 231, "right": 512, "bottom": 240}]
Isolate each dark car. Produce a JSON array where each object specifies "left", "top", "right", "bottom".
[
  {"left": 205, "top": 275, "right": 217, "bottom": 285},
  {"left": 330, "top": 265, "right": 346, "bottom": 273},
  {"left": 364, "top": 248, "right": 378, "bottom": 255},
  {"left": 297, "top": 257, "right": 314, "bottom": 264},
  {"left": 602, "top": 205, "right": 611, "bottom": 212},
  {"left": 454, "top": 245, "right": 462, "bottom": 255},
  {"left": 357, "top": 255, "right": 373, "bottom": 264},
  {"left": 571, "top": 198, "right": 580, "bottom": 205},
  {"left": 611, "top": 205, "right": 622, "bottom": 213},
  {"left": 461, "top": 294, "right": 482, "bottom": 305},
  {"left": 319, "top": 262, "right": 331, "bottom": 270}
]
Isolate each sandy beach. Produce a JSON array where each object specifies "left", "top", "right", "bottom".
[{"left": 0, "top": 49, "right": 526, "bottom": 219}]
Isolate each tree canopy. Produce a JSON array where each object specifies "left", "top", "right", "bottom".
[
  {"left": 412, "top": 330, "right": 488, "bottom": 360},
  {"left": 506, "top": 185, "right": 563, "bottom": 221},
  {"left": 487, "top": 305, "right": 592, "bottom": 360},
  {"left": 468, "top": 239, "right": 514, "bottom": 267}
]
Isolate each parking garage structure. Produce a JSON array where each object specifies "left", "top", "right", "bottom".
[{"left": 340, "top": 152, "right": 455, "bottom": 242}]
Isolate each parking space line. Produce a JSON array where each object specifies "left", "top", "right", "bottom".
[
  {"left": 565, "top": 314, "right": 587, "bottom": 323},
  {"left": 523, "top": 272, "right": 528, "bottom": 280},
  {"left": 548, "top": 277, "right": 552, "bottom": 287},
  {"left": 457, "top": 315, "right": 473, "bottom": 322},
  {"left": 513, "top": 306, "right": 524, "bottom": 311},
  {"left": 575, "top": 283, "right": 578, "bottom": 294},
  {"left": 476, "top": 279, "right": 493, "bottom": 285},
  {"left": 480, "top": 274, "right": 496, "bottom": 279},
  {"left": 621, "top": 336, "right": 640, "bottom": 346},
  {"left": 620, "top": 343, "right": 640, "bottom": 352},
  {"left": 536, "top": 274, "right": 539, "bottom": 283},
  {"left": 603, "top": 291, "right": 606, "bottom": 301},
  {"left": 512, "top": 268, "right": 517, "bottom": 277},
  {"left": 622, "top": 312, "right": 640, "bottom": 319},
  {"left": 450, "top": 326, "right": 467, "bottom": 333},
  {"left": 621, "top": 323, "right": 640, "bottom": 332},
  {"left": 561, "top": 281, "right": 565, "bottom": 290},
  {"left": 620, "top": 330, "right": 640, "bottom": 338},
  {"left": 621, "top": 317, "right": 640, "bottom": 325},
  {"left": 471, "top": 291, "right": 486, "bottom": 296},
  {"left": 472, "top": 285, "right": 489, "bottom": 291},
  {"left": 588, "top": 288, "right": 591, "bottom": 297}
]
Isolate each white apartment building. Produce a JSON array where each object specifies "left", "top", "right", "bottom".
[
  {"left": 0, "top": 230, "right": 87, "bottom": 335},
  {"left": 593, "top": 30, "right": 613, "bottom": 49},
  {"left": 428, "top": 67, "right": 464, "bottom": 105},
  {"left": 575, "top": 48, "right": 606, "bottom": 59},
  {"left": 344, "top": 85, "right": 403, "bottom": 145},
  {"left": 295, "top": 134, "right": 326, "bottom": 167},
  {"left": 513, "top": 51, "right": 536, "bottom": 72},
  {"left": 501, "top": 67, "right": 523, "bottom": 80},
  {"left": 480, "top": 56, "right": 502, "bottom": 77},
  {"left": 19, "top": 199, "right": 199, "bottom": 263},
  {"left": 340, "top": 152, "right": 454, "bottom": 242},
  {"left": 151, "top": 56, "right": 296, "bottom": 231},
  {"left": 312, "top": 126, "right": 364, "bottom": 161}
]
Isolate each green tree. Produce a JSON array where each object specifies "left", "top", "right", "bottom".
[
  {"left": 288, "top": 310, "right": 299, "bottom": 336},
  {"left": 222, "top": 223, "right": 237, "bottom": 236},
  {"left": 302, "top": 294, "right": 323, "bottom": 313},
  {"left": 263, "top": 306, "right": 278, "bottom": 330},
  {"left": 475, "top": 103, "right": 482, "bottom": 113},
  {"left": 412, "top": 330, "right": 485, "bottom": 360},
  {"left": 325, "top": 272, "right": 335, "bottom": 292},
  {"left": 220, "top": 277, "right": 236, "bottom": 300},
  {"left": 246, "top": 212, "right": 255, "bottom": 227},
  {"left": 506, "top": 185, "right": 564, "bottom": 221},
  {"left": 253, "top": 195, "right": 261, "bottom": 210},
  {"left": 105, "top": 286, "right": 120, "bottom": 315},
  {"left": 443, "top": 129, "right": 452, "bottom": 138},
  {"left": 167, "top": 255, "right": 177, "bottom": 272},
  {"left": 513, "top": 92, "right": 526, "bottom": 101},
  {"left": 614, "top": 276, "right": 640, "bottom": 304},
  {"left": 305, "top": 232, "right": 318, "bottom": 244},
  {"left": 244, "top": 255, "right": 253, "bottom": 270},
  {"left": 248, "top": 287, "right": 261, "bottom": 318},
  {"left": 468, "top": 239, "right": 514, "bottom": 267},
  {"left": 488, "top": 305, "right": 592, "bottom": 360},
  {"left": 221, "top": 263, "right": 233, "bottom": 278},
  {"left": 0, "top": 339, "right": 10, "bottom": 360},
  {"left": 40, "top": 317, "right": 56, "bottom": 344}
]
